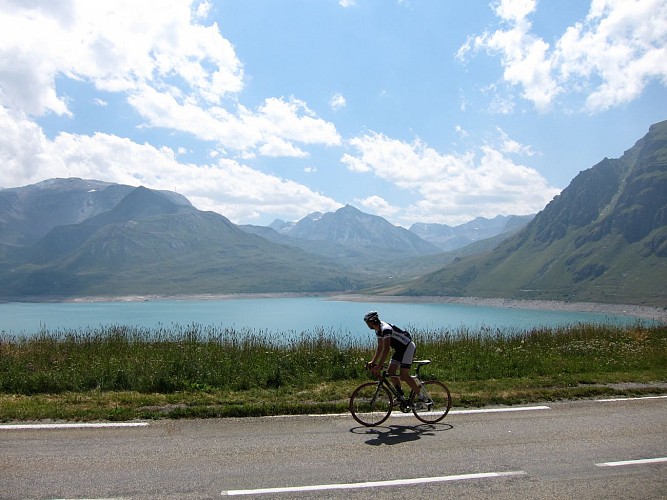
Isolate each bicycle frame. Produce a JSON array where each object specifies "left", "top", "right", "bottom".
[
  {"left": 372, "top": 367, "right": 426, "bottom": 409},
  {"left": 374, "top": 360, "right": 430, "bottom": 398}
]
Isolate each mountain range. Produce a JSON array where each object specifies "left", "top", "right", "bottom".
[
  {"left": 390, "top": 120, "right": 667, "bottom": 307},
  {"left": 410, "top": 215, "right": 534, "bottom": 251},
  {"left": 0, "top": 179, "right": 522, "bottom": 298},
  {"left": 0, "top": 120, "right": 665, "bottom": 306},
  {"left": 0, "top": 180, "right": 357, "bottom": 297}
]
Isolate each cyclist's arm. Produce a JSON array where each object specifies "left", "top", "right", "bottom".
[{"left": 370, "top": 336, "right": 391, "bottom": 368}]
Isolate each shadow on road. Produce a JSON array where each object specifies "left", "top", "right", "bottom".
[{"left": 350, "top": 422, "right": 453, "bottom": 446}]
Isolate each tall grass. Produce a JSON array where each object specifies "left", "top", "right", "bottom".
[
  {"left": 413, "top": 323, "right": 667, "bottom": 382},
  {"left": 0, "top": 324, "right": 371, "bottom": 394},
  {"left": 1, "top": 323, "right": 665, "bottom": 396}
]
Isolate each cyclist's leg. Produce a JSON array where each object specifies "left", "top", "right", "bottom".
[
  {"left": 398, "top": 342, "right": 420, "bottom": 394},
  {"left": 387, "top": 360, "right": 403, "bottom": 395}
]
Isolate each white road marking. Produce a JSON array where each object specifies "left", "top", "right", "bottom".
[
  {"left": 448, "top": 405, "right": 550, "bottom": 415},
  {"left": 222, "top": 470, "right": 527, "bottom": 496},
  {"left": 309, "top": 405, "right": 551, "bottom": 419},
  {"left": 2, "top": 405, "right": 553, "bottom": 430},
  {"left": 0, "top": 422, "right": 148, "bottom": 430},
  {"left": 596, "top": 457, "right": 667, "bottom": 467},
  {"left": 597, "top": 395, "right": 667, "bottom": 402}
]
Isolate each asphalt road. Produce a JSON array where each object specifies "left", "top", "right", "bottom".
[{"left": 1, "top": 397, "right": 666, "bottom": 499}]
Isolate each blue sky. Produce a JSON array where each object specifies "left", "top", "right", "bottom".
[{"left": 1, "top": 0, "right": 666, "bottom": 227}]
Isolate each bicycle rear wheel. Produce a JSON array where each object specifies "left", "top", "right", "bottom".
[
  {"left": 349, "top": 382, "right": 393, "bottom": 426},
  {"left": 411, "top": 380, "right": 452, "bottom": 424}
]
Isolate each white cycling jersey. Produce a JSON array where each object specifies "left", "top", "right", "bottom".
[{"left": 376, "top": 321, "right": 412, "bottom": 348}]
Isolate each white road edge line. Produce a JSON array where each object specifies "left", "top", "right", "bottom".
[
  {"left": 222, "top": 470, "right": 527, "bottom": 496},
  {"left": 307, "top": 405, "right": 551, "bottom": 419},
  {"left": 2, "top": 405, "right": 554, "bottom": 429},
  {"left": 597, "top": 395, "right": 667, "bottom": 402},
  {"left": 0, "top": 422, "right": 148, "bottom": 430},
  {"left": 596, "top": 457, "right": 667, "bottom": 467},
  {"left": 448, "top": 405, "right": 551, "bottom": 415}
]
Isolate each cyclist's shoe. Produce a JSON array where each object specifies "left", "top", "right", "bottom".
[
  {"left": 414, "top": 393, "right": 433, "bottom": 411},
  {"left": 397, "top": 395, "right": 411, "bottom": 412}
]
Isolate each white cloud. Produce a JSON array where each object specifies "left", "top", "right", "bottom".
[
  {"left": 458, "top": 0, "right": 559, "bottom": 112},
  {"left": 193, "top": 0, "right": 212, "bottom": 19},
  {"left": 496, "top": 127, "right": 535, "bottom": 156},
  {"left": 330, "top": 92, "right": 347, "bottom": 111},
  {"left": 342, "top": 130, "right": 560, "bottom": 225},
  {"left": 454, "top": 125, "right": 469, "bottom": 138},
  {"left": 555, "top": 0, "right": 667, "bottom": 111},
  {"left": 343, "top": 133, "right": 473, "bottom": 190},
  {"left": 459, "top": 0, "right": 667, "bottom": 112},
  {"left": 0, "top": 0, "right": 345, "bottom": 224},
  {"left": 0, "top": 0, "right": 340, "bottom": 158},
  {"left": 356, "top": 195, "right": 400, "bottom": 220},
  {"left": 258, "top": 137, "right": 308, "bottom": 158},
  {"left": 0, "top": 106, "right": 341, "bottom": 223},
  {"left": 339, "top": 0, "right": 357, "bottom": 7},
  {"left": 0, "top": 1, "right": 244, "bottom": 114},
  {"left": 493, "top": 0, "right": 537, "bottom": 22},
  {"left": 257, "top": 97, "right": 341, "bottom": 146},
  {"left": 0, "top": 108, "right": 52, "bottom": 183}
]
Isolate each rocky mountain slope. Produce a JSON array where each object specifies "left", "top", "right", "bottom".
[{"left": 391, "top": 120, "right": 667, "bottom": 307}]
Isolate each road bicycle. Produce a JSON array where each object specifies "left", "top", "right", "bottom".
[{"left": 349, "top": 359, "right": 452, "bottom": 427}]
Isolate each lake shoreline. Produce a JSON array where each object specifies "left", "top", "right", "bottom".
[
  {"left": 328, "top": 294, "right": 667, "bottom": 323},
  {"left": 37, "top": 292, "right": 667, "bottom": 323}
]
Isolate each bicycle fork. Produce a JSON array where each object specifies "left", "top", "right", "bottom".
[{"left": 369, "top": 382, "right": 383, "bottom": 406}]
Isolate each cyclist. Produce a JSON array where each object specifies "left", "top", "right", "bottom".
[{"left": 363, "top": 311, "right": 425, "bottom": 405}]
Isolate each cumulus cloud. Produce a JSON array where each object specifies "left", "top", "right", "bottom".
[
  {"left": 356, "top": 195, "right": 400, "bottom": 220},
  {"left": 0, "top": 1, "right": 243, "bottom": 113},
  {"left": 496, "top": 127, "right": 535, "bottom": 156},
  {"left": 330, "top": 93, "right": 347, "bottom": 111},
  {"left": 458, "top": 0, "right": 667, "bottom": 112},
  {"left": 0, "top": 107, "right": 341, "bottom": 222},
  {"left": 556, "top": 0, "right": 667, "bottom": 111},
  {"left": 0, "top": 0, "right": 343, "bottom": 222},
  {"left": 342, "top": 130, "right": 560, "bottom": 225},
  {"left": 0, "top": 0, "right": 339, "bottom": 157}
]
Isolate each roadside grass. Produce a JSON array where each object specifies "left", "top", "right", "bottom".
[{"left": 1, "top": 323, "right": 665, "bottom": 422}]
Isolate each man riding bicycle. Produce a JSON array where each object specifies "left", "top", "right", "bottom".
[{"left": 364, "top": 311, "right": 425, "bottom": 405}]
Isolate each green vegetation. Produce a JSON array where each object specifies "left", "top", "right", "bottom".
[{"left": 1, "top": 323, "right": 666, "bottom": 421}]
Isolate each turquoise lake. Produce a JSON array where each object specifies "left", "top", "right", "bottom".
[{"left": 0, "top": 296, "right": 646, "bottom": 340}]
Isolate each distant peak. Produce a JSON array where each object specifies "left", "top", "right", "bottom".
[{"left": 339, "top": 204, "right": 360, "bottom": 211}]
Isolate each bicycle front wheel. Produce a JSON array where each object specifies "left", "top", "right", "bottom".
[
  {"left": 349, "top": 382, "right": 393, "bottom": 426},
  {"left": 411, "top": 380, "right": 452, "bottom": 424}
]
